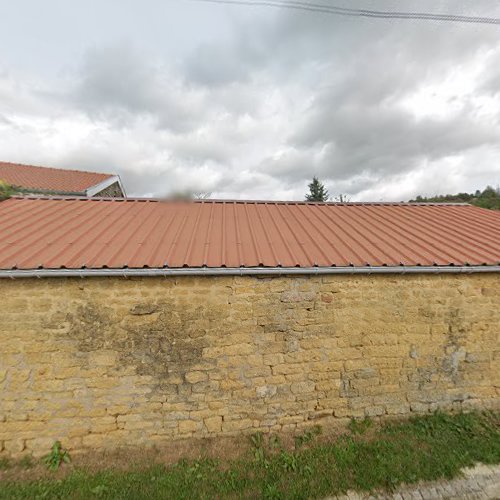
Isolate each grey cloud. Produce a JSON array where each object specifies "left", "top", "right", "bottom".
[
  {"left": 0, "top": 113, "right": 13, "bottom": 125},
  {"left": 176, "top": 0, "right": 500, "bottom": 199},
  {"left": 73, "top": 42, "right": 272, "bottom": 138},
  {"left": 184, "top": 1, "right": 500, "bottom": 89},
  {"left": 75, "top": 43, "right": 206, "bottom": 133},
  {"left": 59, "top": 148, "right": 125, "bottom": 176},
  {"left": 215, "top": 169, "right": 278, "bottom": 194},
  {"left": 184, "top": 44, "right": 250, "bottom": 86},
  {"left": 294, "top": 97, "right": 499, "bottom": 178},
  {"left": 61, "top": 147, "right": 177, "bottom": 197},
  {"left": 169, "top": 134, "right": 235, "bottom": 165},
  {"left": 478, "top": 48, "right": 500, "bottom": 97}
]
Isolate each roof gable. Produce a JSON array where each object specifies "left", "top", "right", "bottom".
[{"left": 0, "top": 197, "right": 499, "bottom": 272}]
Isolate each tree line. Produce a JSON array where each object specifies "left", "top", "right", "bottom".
[
  {"left": 410, "top": 186, "right": 500, "bottom": 210},
  {"left": 304, "top": 178, "right": 500, "bottom": 210}
]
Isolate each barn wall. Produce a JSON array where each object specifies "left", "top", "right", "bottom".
[{"left": 0, "top": 274, "right": 498, "bottom": 456}]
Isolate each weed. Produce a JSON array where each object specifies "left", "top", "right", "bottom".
[
  {"left": 249, "top": 431, "right": 265, "bottom": 449},
  {"left": 348, "top": 417, "right": 373, "bottom": 435},
  {"left": 43, "top": 441, "right": 71, "bottom": 471},
  {"left": 262, "top": 482, "right": 282, "bottom": 499},
  {"left": 269, "top": 435, "right": 281, "bottom": 450},
  {"left": 279, "top": 451, "right": 298, "bottom": 472},
  {"left": 221, "top": 469, "right": 240, "bottom": 491},
  {"left": 185, "top": 458, "right": 217, "bottom": 480},
  {"left": 0, "top": 458, "right": 11, "bottom": 470},
  {"left": 90, "top": 484, "right": 108, "bottom": 497},
  {"left": 294, "top": 425, "right": 322, "bottom": 448},
  {"left": 18, "top": 456, "right": 34, "bottom": 469},
  {"left": 249, "top": 432, "right": 267, "bottom": 462}
]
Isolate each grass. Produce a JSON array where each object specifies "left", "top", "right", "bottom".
[{"left": 1, "top": 411, "right": 499, "bottom": 499}]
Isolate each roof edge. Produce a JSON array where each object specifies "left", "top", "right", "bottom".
[{"left": 1, "top": 265, "right": 499, "bottom": 279}]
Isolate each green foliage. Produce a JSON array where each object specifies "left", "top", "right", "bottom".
[
  {"left": 305, "top": 177, "right": 329, "bottom": 202},
  {"left": 1, "top": 412, "right": 499, "bottom": 499},
  {"left": 43, "top": 441, "right": 71, "bottom": 471},
  {"left": 411, "top": 185, "right": 500, "bottom": 210}
]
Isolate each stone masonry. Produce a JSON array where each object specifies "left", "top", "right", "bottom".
[{"left": 0, "top": 273, "right": 498, "bottom": 457}]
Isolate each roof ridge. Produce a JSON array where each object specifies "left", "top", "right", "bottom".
[
  {"left": 0, "top": 160, "right": 114, "bottom": 178},
  {"left": 9, "top": 195, "right": 473, "bottom": 206}
]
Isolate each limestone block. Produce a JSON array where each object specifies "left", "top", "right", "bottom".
[
  {"left": 290, "top": 381, "right": 315, "bottom": 394},
  {"left": 185, "top": 371, "right": 208, "bottom": 384},
  {"left": 178, "top": 420, "right": 199, "bottom": 434},
  {"left": 204, "top": 416, "right": 222, "bottom": 433}
]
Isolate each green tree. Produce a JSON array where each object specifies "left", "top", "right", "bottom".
[{"left": 305, "top": 177, "right": 329, "bottom": 202}]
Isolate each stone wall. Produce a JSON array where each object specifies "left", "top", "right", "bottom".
[
  {"left": 0, "top": 274, "right": 498, "bottom": 457},
  {"left": 92, "top": 181, "right": 124, "bottom": 198}
]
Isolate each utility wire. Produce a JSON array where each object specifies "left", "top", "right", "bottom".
[{"left": 188, "top": 0, "right": 500, "bottom": 25}]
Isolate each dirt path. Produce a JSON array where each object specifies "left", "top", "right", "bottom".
[{"left": 329, "top": 463, "right": 500, "bottom": 499}]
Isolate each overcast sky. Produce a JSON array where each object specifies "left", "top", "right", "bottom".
[{"left": 0, "top": 0, "right": 499, "bottom": 200}]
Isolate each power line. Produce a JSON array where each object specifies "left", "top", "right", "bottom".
[{"left": 188, "top": 0, "right": 500, "bottom": 25}]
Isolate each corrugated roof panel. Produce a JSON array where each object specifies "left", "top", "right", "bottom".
[
  {"left": 347, "top": 206, "right": 424, "bottom": 265},
  {"left": 0, "top": 196, "right": 499, "bottom": 271},
  {"left": 359, "top": 205, "right": 459, "bottom": 265}
]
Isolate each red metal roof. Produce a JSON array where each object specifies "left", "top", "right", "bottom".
[
  {"left": 0, "top": 196, "right": 499, "bottom": 271},
  {"left": 0, "top": 161, "right": 114, "bottom": 194}
]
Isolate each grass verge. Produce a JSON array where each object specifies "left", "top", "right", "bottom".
[{"left": 1, "top": 411, "right": 499, "bottom": 499}]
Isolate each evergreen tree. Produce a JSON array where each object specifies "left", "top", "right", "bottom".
[{"left": 305, "top": 177, "right": 329, "bottom": 202}]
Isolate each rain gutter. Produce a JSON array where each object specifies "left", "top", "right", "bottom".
[{"left": 1, "top": 266, "right": 499, "bottom": 279}]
